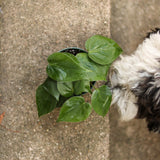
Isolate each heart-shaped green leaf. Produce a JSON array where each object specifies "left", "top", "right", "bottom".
[
  {"left": 76, "top": 53, "right": 109, "bottom": 81},
  {"left": 42, "top": 77, "right": 60, "bottom": 101},
  {"left": 36, "top": 85, "right": 57, "bottom": 117},
  {"left": 85, "top": 35, "right": 122, "bottom": 65},
  {"left": 57, "top": 96, "right": 92, "bottom": 122},
  {"left": 46, "top": 52, "right": 88, "bottom": 81},
  {"left": 91, "top": 85, "right": 112, "bottom": 117},
  {"left": 73, "top": 80, "right": 91, "bottom": 95},
  {"left": 57, "top": 81, "right": 74, "bottom": 97}
]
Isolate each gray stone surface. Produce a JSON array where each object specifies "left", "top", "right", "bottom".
[
  {"left": 0, "top": 0, "right": 110, "bottom": 160},
  {"left": 110, "top": 0, "right": 160, "bottom": 160}
]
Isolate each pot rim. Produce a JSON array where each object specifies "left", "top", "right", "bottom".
[{"left": 59, "top": 47, "right": 87, "bottom": 53}]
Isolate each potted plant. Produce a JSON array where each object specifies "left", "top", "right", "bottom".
[{"left": 36, "top": 35, "right": 122, "bottom": 122}]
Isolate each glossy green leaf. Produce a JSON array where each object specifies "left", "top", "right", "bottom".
[
  {"left": 91, "top": 85, "right": 112, "bottom": 117},
  {"left": 73, "top": 80, "right": 91, "bottom": 95},
  {"left": 46, "top": 52, "right": 88, "bottom": 81},
  {"left": 36, "top": 85, "right": 57, "bottom": 117},
  {"left": 85, "top": 35, "right": 122, "bottom": 65},
  {"left": 57, "top": 96, "right": 92, "bottom": 122},
  {"left": 42, "top": 77, "right": 60, "bottom": 101},
  {"left": 57, "top": 81, "right": 74, "bottom": 97},
  {"left": 76, "top": 53, "right": 109, "bottom": 81}
]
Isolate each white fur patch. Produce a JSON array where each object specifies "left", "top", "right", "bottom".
[{"left": 109, "top": 32, "right": 160, "bottom": 121}]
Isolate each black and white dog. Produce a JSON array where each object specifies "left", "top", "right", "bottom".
[{"left": 109, "top": 28, "right": 160, "bottom": 133}]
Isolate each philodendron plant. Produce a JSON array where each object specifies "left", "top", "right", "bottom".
[{"left": 36, "top": 35, "right": 122, "bottom": 122}]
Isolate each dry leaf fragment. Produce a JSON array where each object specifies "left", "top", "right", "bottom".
[{"left": 0, "top": 112, "right": 5, "bottom": 125}]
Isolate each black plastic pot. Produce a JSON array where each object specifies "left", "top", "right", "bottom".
[
  {"left": 59, "top": 47, "right": 87, "bottom": 55},
  {"left": 59, "top": 47, "right": 95, "bottom": 92}
]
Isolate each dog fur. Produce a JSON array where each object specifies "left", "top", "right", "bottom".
[{"left": 109, "top": 28, "right": 160, "bottom": 132}]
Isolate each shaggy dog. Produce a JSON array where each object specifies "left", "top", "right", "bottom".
[{"left": 109, "top": 28, "right": 160, "bottom": 133}]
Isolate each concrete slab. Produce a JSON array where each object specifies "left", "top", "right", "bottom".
[
  {"left": 0, "top": 0, "right": 110, "bottom": 159},
  {"left": 110, "top": 0, "right": 160, "bottom": 160}
]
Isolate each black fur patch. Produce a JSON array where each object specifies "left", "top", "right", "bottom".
[
  {"left": 146, "top": 28, "right": 160, "bottom": 38},
  {"left": 132, "top": 74, "right": 160, "bottom": 133}
]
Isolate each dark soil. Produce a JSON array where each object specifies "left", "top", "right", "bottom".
[{"left": 60, "top": 47, "right": 87, "bottom": 55}]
